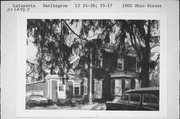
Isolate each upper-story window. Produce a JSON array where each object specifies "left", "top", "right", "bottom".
[
  {"left": 117, "top": 57, "right": 124, "bottom": 70},
  {"left": 124, "top": 56, "right": 136, "bottom": 72},
  {"left": 136, "top": 62, "right": 141, "bottom": 72},
  {"left": 117, "top": 54, "right": 124, "bottom": 71}
]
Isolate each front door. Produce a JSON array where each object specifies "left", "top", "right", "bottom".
[{"left": 51, "top": 80, "right": 57, "bottom": 100}]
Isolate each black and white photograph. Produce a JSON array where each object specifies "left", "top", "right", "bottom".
[
  {"left": 26, "top": 19, "right": 160, "bottom": 111},
  {"left": 2, "top": 0, "right": 179, "bottom": 119}
]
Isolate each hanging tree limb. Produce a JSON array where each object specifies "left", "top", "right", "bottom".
[
  {"left": 98, "top": 20, "right": 118, "bottom": 39},
  {"left": 123, "top": 20, "right": 143, "bottom": 61},
  {"left": 62, "top": 19, "right": 119, "bottom": 42},
  {"left": 62, "top": 19, "right": 88, "bottom": 41},
  {"left": 149, "top": 54, "right": 160, "bottom": 73}
]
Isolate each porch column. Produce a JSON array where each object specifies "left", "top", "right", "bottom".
[
  {"left": 89, "top": 49, "right": 93, "bottom": 104},
  {"left": 122, "top": 78, "right": 125, "bottom": 94}
]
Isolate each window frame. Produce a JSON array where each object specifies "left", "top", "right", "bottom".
[
  {"left": 129, "top": 93, "right": 141, "bottom": 105},
  {"left": 117, "top": 57, "right": 124, "bottom": 71},
  {"left": 74, "top": 87, "right": 80, "bottom": 96},
  {"left": 121, "top": 94, "right": 129, "bottom": 102},
  {"left": 142, "top": 93, "right": 159, "bottom": 106},
  {"left": 73, "top": 83, "right": 80, "bottom": 96},
  {"left": 84, "top": 79, "right": 88, "bottom": 95}
]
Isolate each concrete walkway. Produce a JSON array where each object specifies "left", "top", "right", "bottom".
[
  {"left": 77, "top": 103, "right": 106, "bottom": 110},
  {"left": 28, "top": 103, "right": 106, "bottom": 110}
]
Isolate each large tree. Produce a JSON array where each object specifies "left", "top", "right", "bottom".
[
  {"left": 27, "top": 19, "right": 73, "bottom": 82},
  {"left": 27, "top": 19, "right": 160, "bottom": 88},
  {"left": 121, "top": 20, "right": 160, "bottom": 87},
  {"left": 26, "top": 19, "right": 118, "bottom": 81}
]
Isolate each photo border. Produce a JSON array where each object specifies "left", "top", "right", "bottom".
[{"left": 16, "top": 12, "right": 167, "bottom": 118}]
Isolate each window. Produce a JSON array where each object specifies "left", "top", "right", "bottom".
[
  {"left": 125, "top": 80, "right": 131, "bottom": 91},
  {"left": 114, "top": 80, "right": 122, "bottom": 95},
  {"left": 117, "top": 57, "right": 124, "bottom": 70},
  {"left": 84, "top": 80, "right": 88, "bottom": 95},
  {"left": 74, "top": 84, "right": 80, "bottom": 96},
  {"left": 117, "top": 63, "right": 123, "bottom": 70},
  {"left": 136, "top": 62, "right": 141, "bottom": 72},
  {"left": 57, "top": 83, "right": 66, "bottom": 99},
  {"left": 124, "top": 56, "right": 136, "bottom": 72},
  {"left": 130, "top": 94, "right": 141, "bottom": 103},
  {"left": 121, "top": 94, "right": 129, "bottom": 101},
  {"left": 143, "top": 94, "right": 159, "bottom": 104},
  {"left": 74, "top": 87, "right": 79, "bottom": 96},
  {"left": 94, "top": 80, "right": 102, "bottom": 98},
  {"left": 95, "top": 81, "right": 100, "bottom": 91}
]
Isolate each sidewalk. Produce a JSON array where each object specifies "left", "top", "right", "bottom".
[
  {"left": 77, "top": 103, "right": 106, "bottom": 110},
  {"left": 28, "top": 102, "right": 106, "bottom": 110}
]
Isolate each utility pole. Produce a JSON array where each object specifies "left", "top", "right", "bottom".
[{"left": 89, "top": 48, "right": 93, "bottom": 104}]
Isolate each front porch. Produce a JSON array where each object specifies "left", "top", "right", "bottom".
[{"left": 110, "top": 71, "right": 140, "bottom": 98}]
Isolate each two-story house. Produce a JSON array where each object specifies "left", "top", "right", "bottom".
[
  {"left": 91, "top": 48, "right": 141, "bottom": 101},
  {"left": 109, "top": 52, "right": 141, "bottom": 98},
  {"left": 26, "top": 47, "right": 141, "bottom": 103}
]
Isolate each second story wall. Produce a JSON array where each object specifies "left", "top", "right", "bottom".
[{"left": 102, "top": 50, "right": 139, "bottom": 73}]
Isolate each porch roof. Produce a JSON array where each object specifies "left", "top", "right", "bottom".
[
  {"left": 45, "top": 74, "right": 83, "bottom": 82},
  {"left": 110, "top": 71, "right": 136, "bottom": 79}
]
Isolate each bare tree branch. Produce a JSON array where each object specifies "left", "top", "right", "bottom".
[
  {"left": 149, "top": 54, "right": 159, "bottom": 73},
  {"left": 123, "top": 20, "right": 142, "bottom": 60},
  {"left": 62, "top": 19, "right": 88, "bottom": 41},
  {"left": 150, "top": 44, "right": 160, "bottom": 49},
  {"left": 98, "top": 20, "right": 118, "bottom": 39}
]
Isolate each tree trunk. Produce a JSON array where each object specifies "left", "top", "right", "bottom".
[
  {"left": 140, "top": 20, "right": 151, "bottom": 88},
  {"left": 140, "top": 57, "right": 150, "bottom": 87}
]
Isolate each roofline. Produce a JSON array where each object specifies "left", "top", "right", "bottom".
[
  {"left": 26, "top": 80, "right": 45, "bottom": 86},
  {"left": 125, "top": 87, "right": 159, "bottom": 93}
]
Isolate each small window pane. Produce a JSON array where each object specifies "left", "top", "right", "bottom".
[
  {"left": 122, "top": 95, "right": 129, "bottom": 101},
  {"left": 130, "top": 94, "right": 140, "bottom": 102},
  {"left": 115, "top": 80, "right": 122, "bottom": 95},
  {"left": 75, "top": 87, "right": 79, "bottom": 96},
  {"left": 117, "top": 63, "right": 122, "bottom": 70},
  {"left": 74, "top": 84, "right": 79, "bottom": 87},
  {"left": 117, "top": 58, "right": 123, "bottom": 70},
  {"left": 84, "top": 80, "right": 87, "bottom": 95},
  {"left": 143, "top": 94, "right": 158, "bottom": 104}
]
